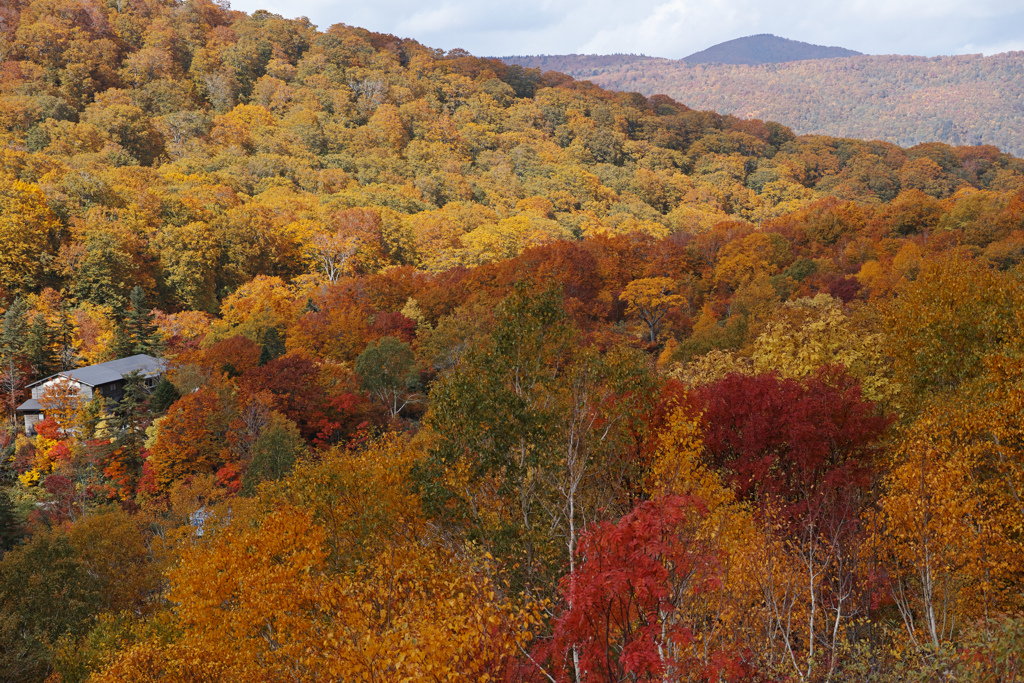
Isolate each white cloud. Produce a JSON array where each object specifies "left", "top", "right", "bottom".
[
  {"left": 394, "top": 5, "right": 465, "bottom": 34},
  {"left": 958, "top": 39, "right": 1024, "bottom": 55}
]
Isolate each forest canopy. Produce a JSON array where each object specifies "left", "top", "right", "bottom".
[{"left": 1, "top": 0, "right": 1024, "bottom": 681}]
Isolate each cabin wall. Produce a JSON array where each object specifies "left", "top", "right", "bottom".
[
  {"left": 23, "top": 413, "right": 42, "bottom": 436},
  {"left": 30, "top": 378, "right": 92, "bottom": 401}
]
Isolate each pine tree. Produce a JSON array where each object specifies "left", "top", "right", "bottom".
[
  {"left": 0, "top": 299, "right": 29, "bottom": 426},
  {"left": 125, "top": 286, "right": 163, "bottom": 356},
  {"left": 111, "top": 287, "right": 164, "bottom": 359},
  {"left": 54, "top": 300, "right": 79, "bottom": 371},
  {"left": 0, "top": 298, "right": 28, "bottom": 360},
  {"left": 105, "top": 371, "right": 153, "bottom": 480},
  {"left": 150, "top": 376, "right": 180, "bottom": 413},
  {"left": 109, "top": 321, "right": 134, "bottom": 360},
  {"left": 258, "top": 327, "right": 285, "bottom": 366},
  {"left": 24, "top": 313, "right": 55, "bottom": 380},
  {"left": 0, "top": 488, "right": 23, "bottom": 553}
]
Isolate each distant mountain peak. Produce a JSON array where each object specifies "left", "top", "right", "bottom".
[{"left": 683, "top": 34, "right": 862, "bottom": 65}]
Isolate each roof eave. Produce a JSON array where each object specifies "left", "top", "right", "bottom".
[{"left": 26, "top": 373, "right": 97, "bottom": 389}]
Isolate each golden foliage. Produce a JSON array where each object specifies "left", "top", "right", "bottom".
[
  {"left": 0, "top": 177, "right": 58, "bottom": 294},
  {"left": 752, "top": 294, "right": 899, "bottom": 404},
  {"left": 96, "top": 436, "right": 539, "bottom": 681},
  {"left": 620, "top": 276, "right": 686, "bottom": 343},
  {"left": 877, "top": 400, "right": 1024, "bottom": 648}
]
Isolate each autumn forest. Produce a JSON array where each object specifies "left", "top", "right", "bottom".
[
  {"left": 1, "top": 0, "right": 1024, "bottom": 681},
  {"left": 504, "top": 52, "right": 1024, "bottom": 158}
]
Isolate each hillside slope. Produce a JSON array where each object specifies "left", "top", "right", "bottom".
[
  {"left": 5, "top": 4, "right": 1024, "bottom": 681},
  {"left": 683, "top": 34, "right": 862, "bottom": 65},
  {"left": 502, "top": 52, "right": 1024, "bottom": 156}
]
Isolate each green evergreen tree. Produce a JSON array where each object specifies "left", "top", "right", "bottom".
[
  {"left": 23, "top": 313, "right": 55, "bottom": 380},
  {"left": 110, "top": 287, "right": 163, "bottom": 359},
  {"left": 125, "top": 286, "right": 163, "bottom": 356},
  {"left": 0, "top": 298, "right": 28, "bottom": 360},
  {"left": 150, "top": 376, "right": 180, "bottom": 413},
  {"left": 0, "top": 490, "right": 23, "bottom": 553},
  {"left": 0, "top": 439, "right": 14, "bottom": 484},
  {"left": 258, "top": 327, "right": 286, "bottom": 366},
  {"left": 53, "top": 300, "right": 79, "bottom": 371},
  {"left": 0, "top": 299, "right": 29, "bottom": 427},
  {"left": 109, "top": 321, "right": 134, "bottom": 360},
  {"left": 105, "top": 371, "right": 152, "bottom": 477}
]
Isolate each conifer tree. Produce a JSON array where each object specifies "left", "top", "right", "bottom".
[
  {"left": 150, "top": 376, "right": 180, "bottom": 413},
  {"left": 109, "top": 322, "right": 134, "bottom": 360},
  {"left": 0, "top": 299, "right": 28, "bottom": 360},
  {"left": 125, "top": 286, "right": 163, "bottom": 356},
  {"left": 24, "top": 313, "right": 55, "bottom": 380},
  {"left": 0, "top": 299, "right": 29, "bottom": 426},
  {"left": 105, "top": 371, "right": 153, "bottom": 481},
  {"left": 258, "top": 327, "right": 286, "bottom": 366},
  {"left": 54, "top": 300, "right": 79, "bottom": 371},
  {"left": 111, "top": 287, "right": 163, "bottom": 359},
  {"left": 0, "top": 489, "right": 23, "bottom": 553}
]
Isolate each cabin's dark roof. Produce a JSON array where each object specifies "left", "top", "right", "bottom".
[
  {"left": 27, "top": 354, "right": 166, "bottom": 389},
  {"left": 16, "top": 399, "right": 42, "bottom": 413}
]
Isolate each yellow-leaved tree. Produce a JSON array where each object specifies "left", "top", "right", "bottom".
[
  {"left": 38, "top": 376, "right": 87, "bottom": 439},
  {"left": 876, "top": 356, "right": 1024, "bottom": 651},
  {"left": 94, "top": 435, "right": 540, "bottom": 681},
  {"left": 0, "top": 177, "right": 59, "bottom": 294},
  {"left": 883, "top": 254, "right": 1024, "bottom": 396},
  {"left": 672, "top": 294, "right": 899, "bottom": 406},
  {"left": 752, "top": 293, "right": 899, "bottom": 405},
  {"left": 620, "top": 277, "right": 686, "bottom": 343}
]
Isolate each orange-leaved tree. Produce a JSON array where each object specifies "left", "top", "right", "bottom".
[
  {"left": 876, "top": 356, "right": 1024, "bottom": 651},
  {"left": 38, "top": 376, "right": 86, "bottom": 439},
  {"left": 96, "top": 435, "right": 541, "bottom": 681}
]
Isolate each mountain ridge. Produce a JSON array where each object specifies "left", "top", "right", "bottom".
[
  {"left": 683, "top": 34, "right": 863, "bottom": 65},
  {"left": 500, "top": 51, "right": 1024, "bottom": 157}
]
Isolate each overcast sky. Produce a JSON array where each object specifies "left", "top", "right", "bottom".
[{"left": 227, "top": 0, "right": 1024, "bottom": 59}]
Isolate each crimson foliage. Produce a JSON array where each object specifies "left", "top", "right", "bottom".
[
  {"left": 541, "top": 495, "right": 743, "bottom": 682},
  {"left": 694, "top": 368, "right": 889, "bottom": 527}
]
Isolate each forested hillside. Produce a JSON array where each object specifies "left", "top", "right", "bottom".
[
  {"left": 2, "top": 0, "right": 1024, "bottom": 680},
  {"left": 503, "top": 52, "right": 1024, "bottom": 157}
]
